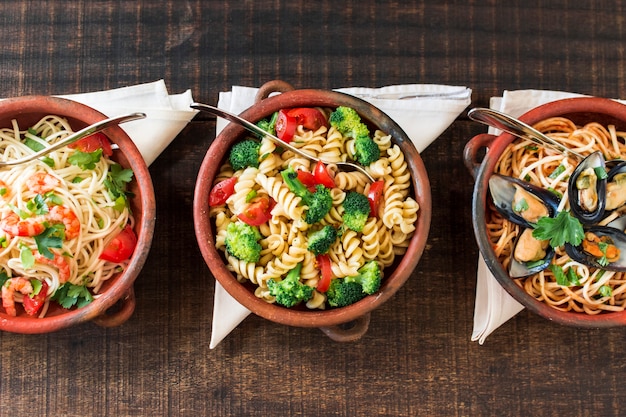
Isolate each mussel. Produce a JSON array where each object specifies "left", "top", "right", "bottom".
[
  {"left": 605, "top": 161, "right": 626, "bottom": 211},
  {"left": 565, "top": 226, "right": 626, "bottom": 272},
  {"left": 489, "top": 174, "right": 559, "bottom": 277},
  {"left": 568, "top": 151, "right": 607, "bottom": 224},
  {"left": 509, "top": 228, "right": 555, "bottom": 278},
  {"left": 489, "top": 174, "right": 560, "bottom": 229}
]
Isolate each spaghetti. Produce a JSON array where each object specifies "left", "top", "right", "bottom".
[
  {"left": 489, "top": 117, "right": 626, "bottom": 314},
  {"left": 0, "top": 115, "right": 135, "bottom": 317}
]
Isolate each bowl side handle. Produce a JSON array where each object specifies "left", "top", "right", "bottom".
[
  {"left": 91, "top": 286, "right": 136, "bottom": 328},
  {"left": 254, "top": 80, "right": 295, "bottom": 102},
  {"left": 463, "top": 133, "right": 496, "bottom": 179},
  {"left": 318, "top": 313, "right": 371, "bottom": 342}
]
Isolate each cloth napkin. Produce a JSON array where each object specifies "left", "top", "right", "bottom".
[
  {"left": 471, "top": 89, "right": 590, "bottom": 344},
  {"left": 211, "top": 84, "right": 472, "bottom": 348},
  {"left": 58, "top": 79, "right": 197, "bottom": 166}
]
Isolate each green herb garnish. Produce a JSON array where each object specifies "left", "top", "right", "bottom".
[{"left": 532, "top": 210, "right": 585, "bottom": 248}]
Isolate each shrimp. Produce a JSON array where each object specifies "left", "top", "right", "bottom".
[
  {"left": 1, "top": 277, "right": 33, "bottom": 316},
  {"left": 0, "top": 212, "right": 45, "bottom": 237},
  {"left": 35, "top": 251, "right": 70, "bottom": 283},
  {"left": 26, "top": 172, "right": 60, "bottom": 194},
  {"left": 47, "top": 205, "right": 80, "bottom": 240}
]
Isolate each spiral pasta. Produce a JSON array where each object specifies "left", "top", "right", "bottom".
[{"left": 209, "top": 107, "right": 419, "bottom": 309}]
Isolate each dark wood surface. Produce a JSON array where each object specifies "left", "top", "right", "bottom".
[{"left": 0, "top": 1, "right": 625, "bottom": 416}]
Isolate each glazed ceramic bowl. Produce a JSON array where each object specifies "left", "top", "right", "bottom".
[
  {"left": 0, "top": 95, "right": 155, "bottom": 333},
  {"left": 464, "top": 96, "right": 626, "bottom": 327},
  {"left": 194, "top": 81, "right": 431, "bottom": 341}
]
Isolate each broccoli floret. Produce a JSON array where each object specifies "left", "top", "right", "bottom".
[
  {"left": 326, "top": 278, "right": 366, "bottom": 308},
  {"left": 224, "top": 221, "right": 262, "bottom": 263},
  {"left": 307, "top": 225, "right": 338, "bottom": 255},
  {"left": 281, "top": 166, "right": 333, "bottom": 224},
  {"left": 353, "top": 135, "right": 380, "bottom": 166},
  {"left": 329, "top": 106, "right": 380, "bottom": 166},
  {"left": 342, "top": 191, "right": 371, "bottom": 232},
  {"left": 329, "top": 106, "right": 371, "bottom": 140},
  {"left": 267, "top": 263, "right": 314, "bottom": 308},
  {"left": 256, "top": 111, "right": 279, "bottom": 137},
  {"left": 344, "top": 260, "right": 382, "bottom": 295},
  {"left": 229, "top": 139, "right": 261, "bottom": 171}
]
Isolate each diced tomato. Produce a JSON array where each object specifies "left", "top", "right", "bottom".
[
  {"left": 316, "top": 254, "right": 333, "bottom": 293},
  {"left": 69, "top": 132, "right": 113, "bottom": 156},
  {"left": 209, "top": 176, "right": 238, "bottom": 206},
  {"left": 275, "top": 109, "right": 297, "bottom": 143},
  {"left": 296, "top": 170, "right": 317, "bottom": 192},
  {"left": 238, "top": 197, "right": 275, "bottom": 226},
  {"left": 313, "top": 161, "right": 335, "bottom": 188},
  {"left": 367, "top": 180, "right": 385, "bottom": 217},
  {"left": 287, "top": 107, "right": 328, "bottom": 131},
  {"left": 23, "top": 281, "right": 49, "bottom": 316},
  {"left": 99, "top": 225, "right": 137, "bottom": 263}
]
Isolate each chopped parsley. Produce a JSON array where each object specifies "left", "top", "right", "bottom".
[
  {"left": 19, "top": 244, "right": 34, "bottom": 269},
  {"left": 51, "top": 281, "right": 93, "bottom": 309},
  {"left": 599, "top": 285, "right": 612, "bottom": 298},
  {"left": 532, "top": 210, "right": 585, "bottom": 248},
  {"left": 550, "top": 264, "right": 581, "bottom": 286},
  {"left": 104, "top": 164, "right": 134, "bottom": 212},
  {"left": 33, "top": 225, "right": 64, "bottom": 260},
  {"left": 69, "top": 149, "right": 103, "bottom": 170},
  {"left": 513, "top": 198, "right": 529, "bottom": 214},
  {"left": 549, "top": 165, "right": 566, "bottom": 179}
]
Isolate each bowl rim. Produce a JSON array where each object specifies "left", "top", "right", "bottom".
[
  {"left": 472, "top": 96, "right": 626, "bottom": 327},
  {"left": 0, "top": 95, "right": 156, "bottom": 333},
  {"left": 194, "top": 88, "right": 432, "bottom": 328}
]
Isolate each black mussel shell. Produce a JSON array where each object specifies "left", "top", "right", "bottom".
[
  {"left": 489, "top": 174, "right": 560, "bottom": 229},
  {"left": 605, "top": 161, "right": 626, "bottom": 212},
  {"left": 509, "top": 229, "right": 556, "bottom": 278},
  {"left": 565, "top": 226, "right": 626, "bottom": 272},
  {"left": 568, "top": 151, "right": 607, "bottom": 224}
]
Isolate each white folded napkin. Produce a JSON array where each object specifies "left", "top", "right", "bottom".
[
  {"left": 59, "top": 79, "right": 197, "bottom": 166},
  {"left": 471, "top": 89, "right": 589, "bottom": 344},
  {"left": 211, "top": 83, "right": 472, "bottom": 348}
]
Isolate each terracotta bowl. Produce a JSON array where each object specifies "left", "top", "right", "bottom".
[
  {"left": 0, "top": 95, "right": 155, "bottom": 333},
  {"left": 464, "top": 97, "right": 626, "bottom": 327},
  {"left": 194, "top": 81, "right": 431, "bottom": 341}
]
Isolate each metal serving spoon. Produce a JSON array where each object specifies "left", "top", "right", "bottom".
[
  {"left": 190, "top": 102, "right": 375, "bottom": 182},
  {"left": 0, "top": 112, "right": 146, "bottom": 166},
  {"left": 468, "top": 107, "right": 584, "bottom": 159}
]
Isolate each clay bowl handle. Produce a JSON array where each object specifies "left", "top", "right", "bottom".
[
  {"left": 318, "top": 313, "right": 371, "bottom": 342},
  {"left": 255, "top": 80, "right": 295, "bottom": 102},
  {"left": 91, "top": 286, "right": 136, "bottom": 328},
  {"left": 463, "top": 133, "right": 497, "bottom": 179}
]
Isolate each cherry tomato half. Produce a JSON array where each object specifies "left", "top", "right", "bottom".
[
  {"left": 209, "top": 176, "right": 237, "bottom": 207},
  {"left": 99, "top": 225, "right": 138, "bottom": 263},
  {"left": 275, "top": 109, "right": 297, "bottom": 143},
  {"left": 296, "top": 170, "right": 317, "bottom": 192},
  {"left": 238, "top": 197, "right": 275, "bottom": 226},
  {"left": 287, "top": 107, "right": 328, "bottom": 131},
  {"left": 316, "top": 254, "right": 333, "bottom": 293},
  {"left": 23, "top": 281, "right": 49, "bottom": 317},
  {"left": 313, "top": 161, "right": 336, "bottom": 188},
  {"left": 367, "top": 180, "right": 385, "bottom": 217},
  {"left": 69, "top": 132, "right": 113, "bottom": 156}
]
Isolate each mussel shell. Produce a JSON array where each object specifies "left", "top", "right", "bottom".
[
  {"left": 604, "top": 161, "right": 626, "bottom": 212},
  {"left": 509, "top": 230, "right": 556, "bottom": 278},
  {"left": 565, "top": 226, "right": 626, "bottom": 272},
  {"left": 568, "top": 151, "right": 607, "bottom": 224},
  {"left": 489, "top": 174, "right": 560, "bottom": 229}
]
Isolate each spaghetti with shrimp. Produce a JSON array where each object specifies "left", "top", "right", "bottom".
[
  {"left": 489, "top": 117, "right": 626, "bottom": 314},
  {"left": 0, "top": 115, "right": 136, "bottom": 317}
]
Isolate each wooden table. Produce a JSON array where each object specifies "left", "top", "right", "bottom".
[{"left": 1, "top": 1, "right": 624, "bottom": 416}]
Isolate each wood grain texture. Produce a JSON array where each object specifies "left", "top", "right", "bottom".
[{"left": 0, "top": 1, "right": 625, "bottom": 416}]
